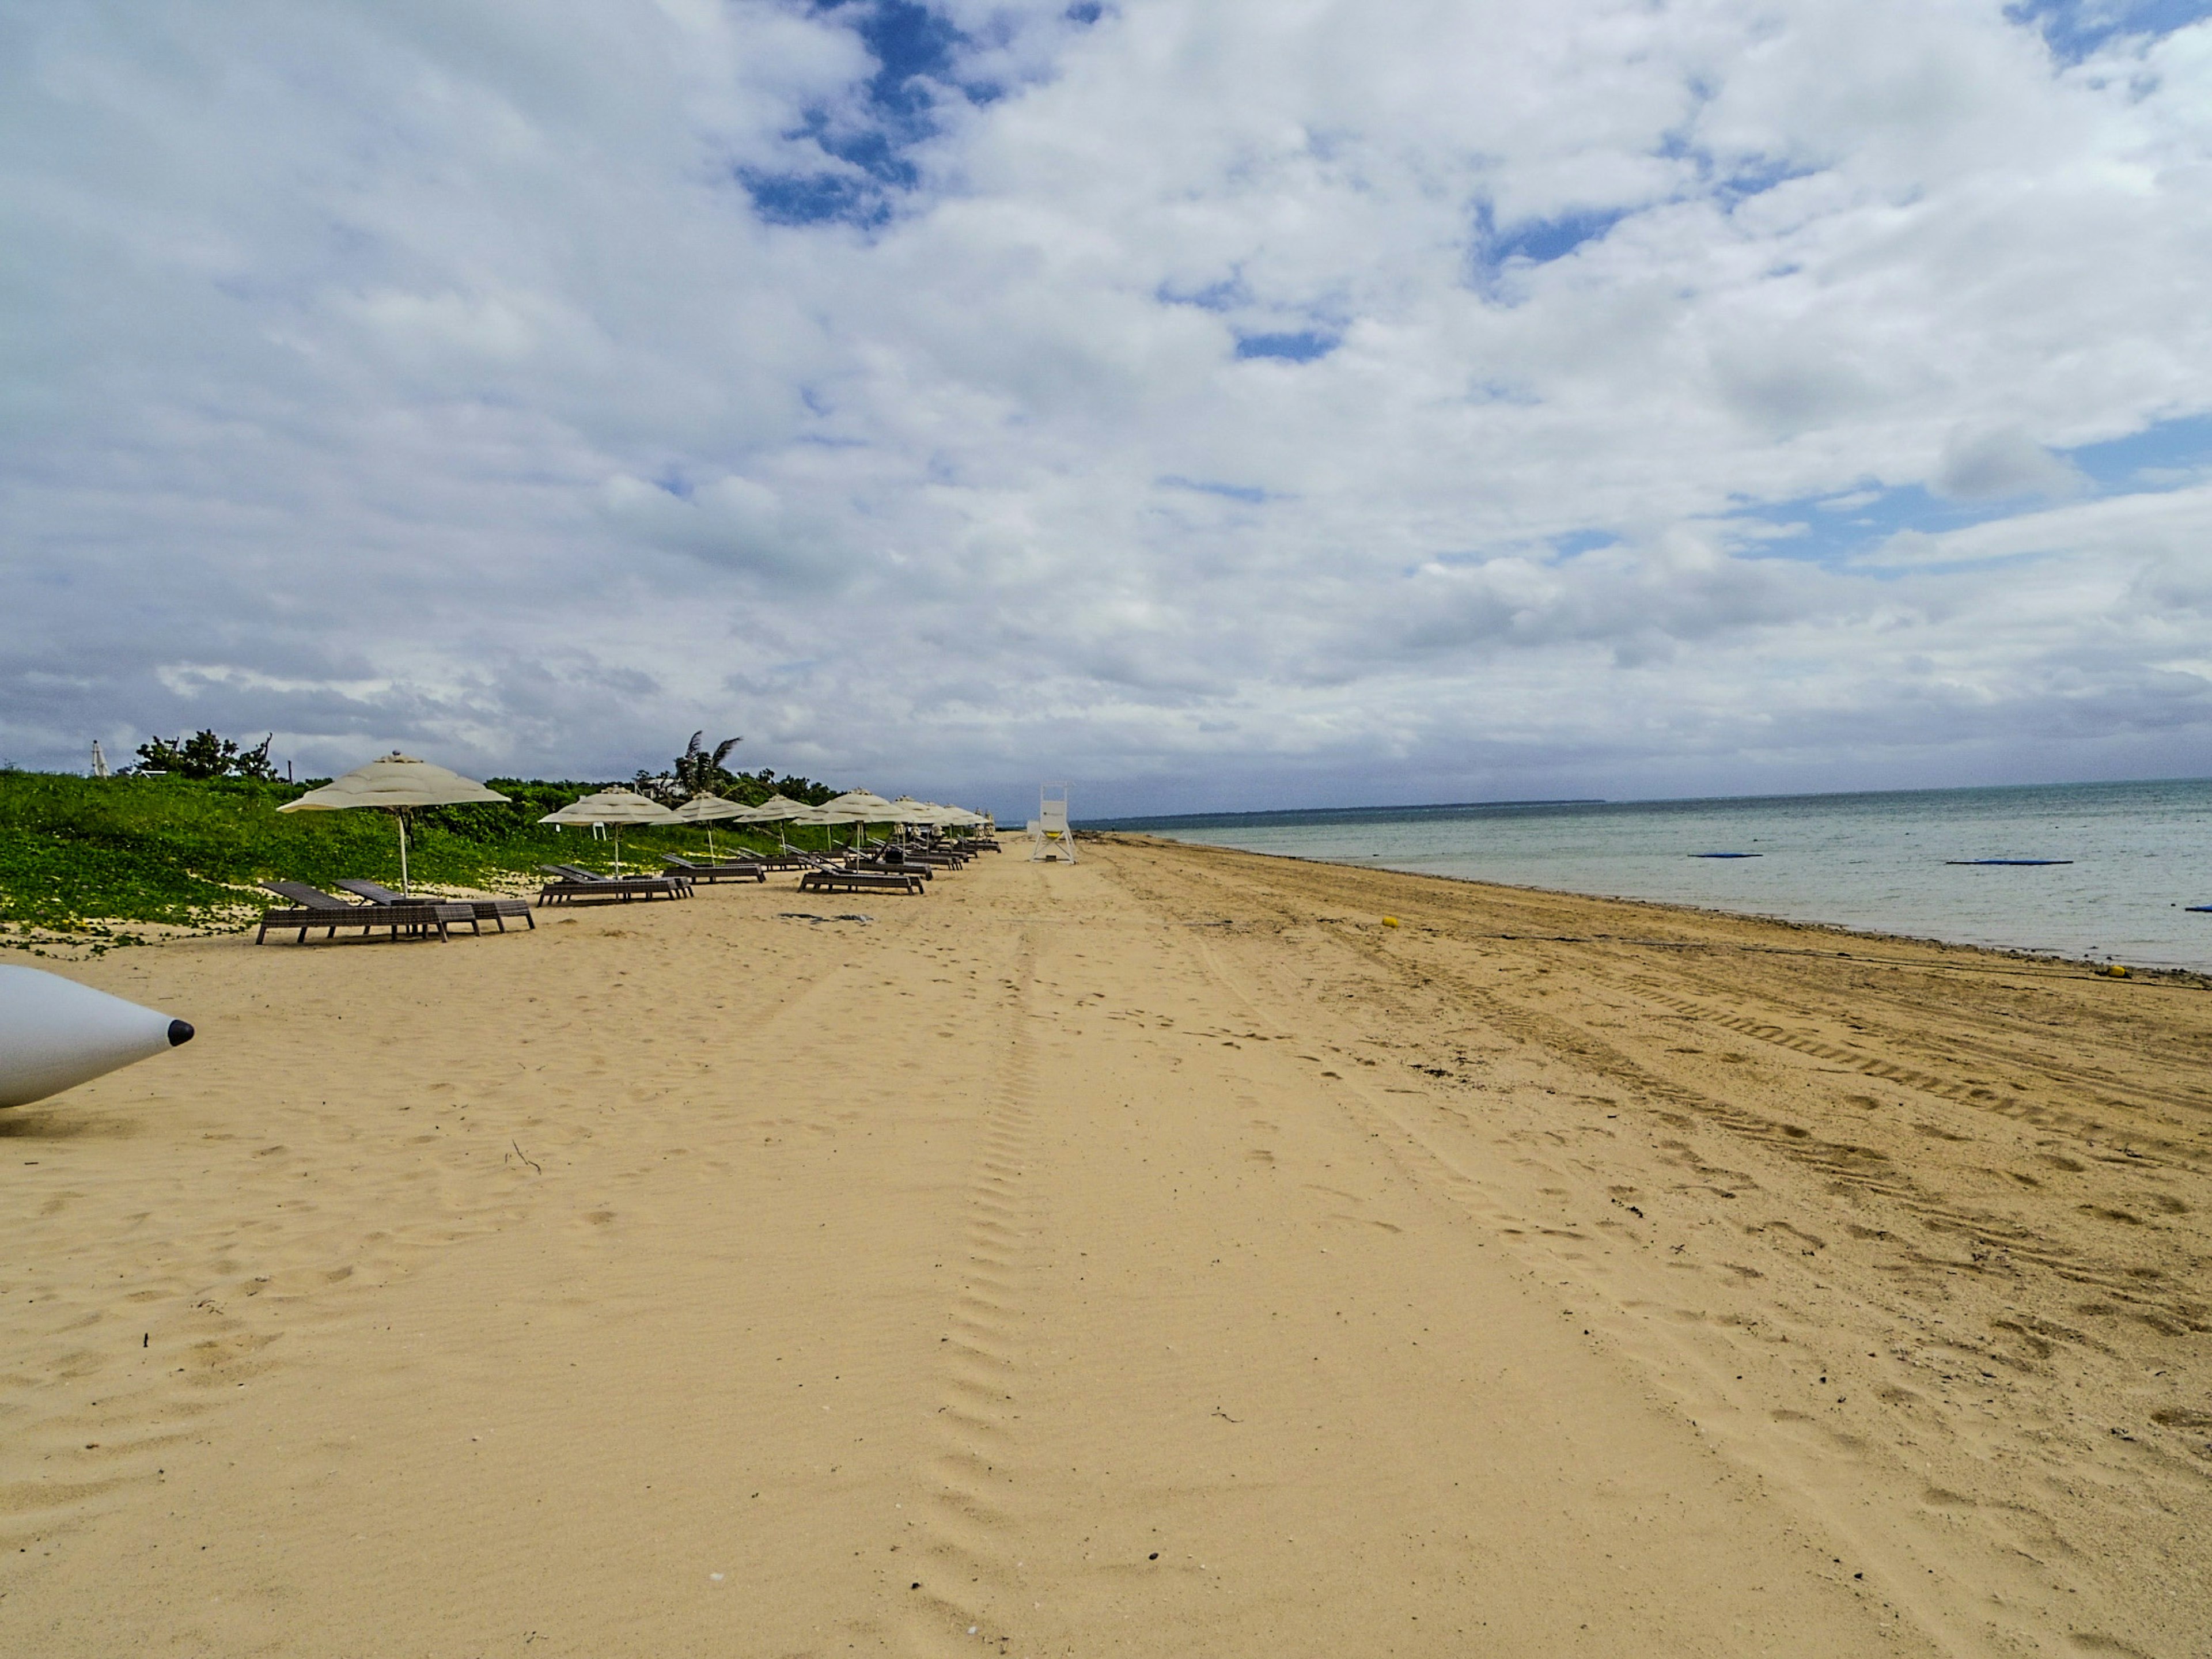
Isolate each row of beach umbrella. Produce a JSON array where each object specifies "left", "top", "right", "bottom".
[
  {"left": 278, "top": 754, "right": 992, "bottom": 888},
  {"left": 548, "top": 785, "right": 990, "bottom": 870}
]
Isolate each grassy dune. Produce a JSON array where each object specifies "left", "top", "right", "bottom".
[{"left": 0, "top": 771, "right": 841, "bottom": 941}]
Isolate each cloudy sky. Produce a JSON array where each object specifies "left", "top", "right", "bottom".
[{"left": 6, "top": 0, "right": 2211, "bottom": 817}]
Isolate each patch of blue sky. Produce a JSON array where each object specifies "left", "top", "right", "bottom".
[
  {"left": 1488, "top": 207, "right": 1627, "bottom": 266},
  {"left": 2007, "top": 0, "right": 2212, "bottom": 63},
  {"left": 1656, "top": 124, "right": 1823, "bottom": 215},
  {"left": 1158, "top": 476, "right": 1274, "bottom": 505},
  {"left": 738, "top": 1, "right": 980, "bottom": 229},
  {"left": 2066, "top": 411, "right": 2212, "bottom": 489},
  {"left": 653, "top": 470, "right": 694, "bottom": 499},
  {"left": 1715, "top": 483, "right": 1994, "bottom": 568},
  {"left": 839, "top": 0, "right": 965, "bottom": 117},
  {"left": 1711, "top": 156, "right": 1820, "bottom": 210},
  {"left": 1554, "top": 529, "right": 1620, "bottom": 556},
  {"left": 1233, "top": 329, "right": 1337, "bottom": 363},
  {"left": 1718, "top": 411, "right": 2212, "bottom": 567},
  {"left": 1157, "top": 274, "right": 1246, "bottom": 312},
  {"left": 744, "top": 169, "right": 891, "bottom": 229},
  {"left": 1468, "top": 201, "right": 1631, "bottom": 298}
]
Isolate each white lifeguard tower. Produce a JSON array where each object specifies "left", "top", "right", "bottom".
[{"left": 1030, "top": 782, "right": 1075, "bottom": 862}]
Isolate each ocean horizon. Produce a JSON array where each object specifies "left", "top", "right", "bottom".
[{"left": 1089, "top": 777, "right": 2212, "bottom": 973}]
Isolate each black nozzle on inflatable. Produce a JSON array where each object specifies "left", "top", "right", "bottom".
[{"left": 167, "top": 1019, "right": 195, "bottom": 1047}]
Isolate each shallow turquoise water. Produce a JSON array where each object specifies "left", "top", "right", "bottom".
[{"left": 1097, "top": 779, "right": 2212, "bottom": 972}]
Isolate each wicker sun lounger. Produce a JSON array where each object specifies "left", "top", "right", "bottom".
[
  {"left": 535, "top": 865, "right": 693, "bottom": 906},
  {"left": 865, "top": 839, "right": 964, "bottom": 867},
  {"left": 336, "top": 878, "right": 535, "bottom": 931},
  {"left": 541, "top": 863, "right": 696, "bottom": 890},
  {"left": 255, "top": 881, "right": 475, "bottom": 944},
  {"left": 660, "top": 854, "right": 768, "bottom": 884},
  {"left": 876, "top": 843, "right": 964, "bottom": 868},
  {"left": 852, "top": 856, "right": 931, "bottom": 880},
  {"left": 798, "top": 867, "right": 926, "bottom": 895}
]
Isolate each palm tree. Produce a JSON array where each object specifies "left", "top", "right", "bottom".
[{"left": 672, "top": 731, "right": 742, "bottom": 797}]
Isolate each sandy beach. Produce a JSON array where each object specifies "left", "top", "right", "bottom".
[{"left": 3, "top": 838, "right": 2207, "bottom": 1657}]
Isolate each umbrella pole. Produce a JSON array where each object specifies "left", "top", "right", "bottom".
[
  {"left": 614, "top": 824, "right": 623, "bottom": 878},
  {"left": 397, "top": 813, "right": 411, "bottom": 896}
]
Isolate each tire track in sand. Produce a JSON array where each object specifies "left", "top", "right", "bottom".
[
  {"left": 903, "top": 930, "right": 1043, "bottom": 1657},
  {"left": 1159, "top": 922, "right": 2027, "bottom": 1658}
]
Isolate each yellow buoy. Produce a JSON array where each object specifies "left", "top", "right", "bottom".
[
  {"left": 1381, "top": 916, "right": 1401, "bottom": 927},
  {"left": 2105, "top": 964, "right": 2130, "bottom": 978}
]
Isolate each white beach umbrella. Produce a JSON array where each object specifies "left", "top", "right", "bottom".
[
  {"left": 737, "top": 794, "right": 814, "bottom": 820},
  {"left": 818, "top": 789, "right": 900, "bottom": 817},
  {"left": 810, "top": 789, "right": 904, "bottom": 849},
  {"left": 885, "top": 796, "right": 929, "bottom": 840},
  {"left": 730, "top": 793, "right": 817, "bottom": 852},
  {"left": 538, "top": 787, "right": 680, "bottom": 876},
  {"left": 674, "top": 793, "right": 751, "bottom": 859},
  {"left": 275, "top": 751, "right": 509, "bottom": 895},
  {"left": 779, "top": 802, "right": 849, "bottom": 836},
  {"left": 915, "top": 803, "right": 982, "bottom": 828},
  {"left": 888, "top": 796, "right": 952, "bottom": 825},
  {"left": 675, "top": 795, "right": 751, "bottom": 821}
]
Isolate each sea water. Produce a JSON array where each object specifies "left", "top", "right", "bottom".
[{"left": 1094, "top": 778, "right": 2212, "bottom": 972}]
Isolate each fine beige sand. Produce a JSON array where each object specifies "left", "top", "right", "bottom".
[{"left": 3, "top": 839, "right": 2207, "bottom": 1656}]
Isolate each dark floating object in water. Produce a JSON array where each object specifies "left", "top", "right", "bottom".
[
  {"left": 2188, "top": 906, "right": 2212, "bottom": 914},
  {"left": 1945, "top": 859, "right": 2073, "bottom": 866},
  {"left": 1690, "top": 852, "right": 1762, "bottom": 859}
]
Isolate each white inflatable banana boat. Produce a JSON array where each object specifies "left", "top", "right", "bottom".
[{"left": 0, "top": 964, "right": 194, "bottom": 1108}]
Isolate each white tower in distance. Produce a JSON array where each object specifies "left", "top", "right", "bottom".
[{"left": 1030, "top": 782, "right": 1075, "bottom": 862}]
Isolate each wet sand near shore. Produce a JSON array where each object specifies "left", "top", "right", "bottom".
[{"left": 2, "top": 839, "right": 2205, "bottom": 1656}]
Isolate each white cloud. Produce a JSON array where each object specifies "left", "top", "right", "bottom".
[
  {"left": 1931, "top": 426, "right": 2090, "bottom": 501},
  {"left": 5, "top": 0, "right": 2212, "bottom": 812},
  {"left": 1862, "top": 481, "right": 2212, "bottom": 566}
]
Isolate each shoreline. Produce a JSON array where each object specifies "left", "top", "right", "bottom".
[
  {"left": 1101, "top": 828, "right": 2212, "bottom": 984},
  {"left": 5, "top": 839, "right": 2206, "bottom": 1654}
]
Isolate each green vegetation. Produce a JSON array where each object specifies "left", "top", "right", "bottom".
[
  {"left": 631, "top": 730, "right": 839, "bottom": 809},
  {"left": 0, "top": 769, "right": 851, "bottom": 942},
  {"left": 132, "top": 729, "right": 277, "bottom": 779}
]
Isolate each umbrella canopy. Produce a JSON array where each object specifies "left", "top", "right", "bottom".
[
  {"left": 279, "top": 752, "right": 508, "bottom": 813},
  {"left": 738, "top": 794, "right": 817, "bottom": 821},
  {"left": 673, "top": 794, "right": 752, "bottom": 823},
  {"left": 719, "top": 793, "right": 820, "bottom": 851},
  {"left": 673, "top": 792, "right": 752, "bottom": 861},
  {"left": 540, "top": 786, "right": 680, "bottom": 826},
  {"left": 814, "top": 789, "right": 902, "bottom": 820},
  {"left": 539, "top": 787, "right": 680, "bottom": 876},
  {"left": 276, "top": 752, "right": 509, "bottom": 895},
  {"left": 896, "top": 800, "right": 982, "bottom": 828},
  {"left": 809, "top": 789, "right": 904, "bottom": 849}
]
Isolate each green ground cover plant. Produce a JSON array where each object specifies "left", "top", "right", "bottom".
[{"left": 0, "top": 770, "right": 850, "bottom": 940}]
